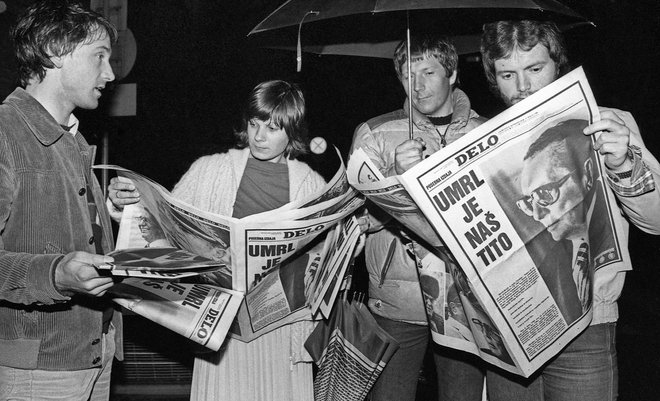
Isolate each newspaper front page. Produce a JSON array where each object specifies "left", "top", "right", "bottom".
[
  {"left": 109, "top": 278, "right": 243, "bottom": 351},
  {"left": 100, "top": 152, "right": 364, "bottom": 344},
  {"left": 348, "top": 68, "right": 629, "bottom": 376}
]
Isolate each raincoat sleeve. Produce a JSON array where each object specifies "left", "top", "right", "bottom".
[
  {"left": 349, "top": 122, "right": 393, "bottom": 233},
  {"left": 601, "top": 108, "right": 660, "bottom": 234}
]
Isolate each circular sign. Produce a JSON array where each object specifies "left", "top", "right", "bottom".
[
  {"left": 110, "top": 28, "right": 137, "bottom": 81},
  {"left": 310, "top": 137, "right": 327, "bottom": 154}
]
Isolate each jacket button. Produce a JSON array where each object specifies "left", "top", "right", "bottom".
[
  {"left": 92, "top": 357, "right": 101, "bottom": 364},
  {"left": 88, "top": 236, "right": 95, "bottom": 244},
  {"left": 374, "top": 300, "right": 382, "bottom": 308},
  {"left": 92, "top": 338, "right": 100, "bottom": 345},
  {"left": 79, "top": 187, "right": 86, "bottom": 196}
]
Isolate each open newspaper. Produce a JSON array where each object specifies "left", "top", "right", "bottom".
[
  {"left": 347, "top": 67, "right": 629, "bottom": 377},
  {"left": 100, "top": 149, "right": 364, "bottom": 346}
]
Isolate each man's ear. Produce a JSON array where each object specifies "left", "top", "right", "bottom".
[
  {"left": 449, "top": 70, "right": 458, "bottom": 86},
  {"left": 582, "top": 157, "right": 594, "bottom": 191}
]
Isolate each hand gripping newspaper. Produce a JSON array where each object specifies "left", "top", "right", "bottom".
[
  {"left": 99, "top": 149, "right": 364, "bottom": 350},
  {"left": 347, "top": 67, "right": 630, "bottom": 377}
]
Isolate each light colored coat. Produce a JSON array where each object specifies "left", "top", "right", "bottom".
[{"left": 350, "top": 89, "right": 485, "bottom": 324}]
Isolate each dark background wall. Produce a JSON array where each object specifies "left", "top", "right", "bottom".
[
  {"left": 1, "top": 0, "right": 659, "bottom": 399},
  {"left": 1, "top": 1, "right": 659, "bottom": 188}
]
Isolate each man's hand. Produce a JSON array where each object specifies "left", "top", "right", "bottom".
[
  {"left": 395, "top": 138, "right": 426, "bottom": 175},
  {"left": 583, "top": 110, "right": 631, "bottom": 171},
  {"left": 108, "top": 177, "right": 141, "bottom": 211},
  {"left": 54, "top": 252, "right": 115, "bottom": 297}
]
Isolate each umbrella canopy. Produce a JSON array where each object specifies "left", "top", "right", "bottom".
[
  {"left": 249, "top": 0, "right": 591, "bottom": 58},
  {"left": 249, "top": 0, "right": 591, "bottom": 138},
  {"left": 305, "top": 298, "right": 399, "bottom": 401},
  {"left": 263, "top": 35, "right": 483, "bottom": 58}
]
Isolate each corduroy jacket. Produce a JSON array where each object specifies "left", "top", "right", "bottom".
[{"left": 0, "top": 88, "right": 122, "bottom": 370}]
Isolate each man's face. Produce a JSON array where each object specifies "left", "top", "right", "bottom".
[
  {"left": 138, "top": 215, "right": 160, "bottom": 243},
  {"left": 400, "top": 56, "right": 457, "bottom": 117},
  {"left": 57, "top": 31, "right": 115, "bottom": 111},
  {"left": 449, "top": 301, "right": 468, "bottom": 326},
  {"left": 423, "top": 290, "right": 435, "bottom": 316},
  {"left": 494, "top": 43, "right": 557, "bottom": 106},
  {"left": 519, "top": 144, "right": 588, "bottom": 241}
]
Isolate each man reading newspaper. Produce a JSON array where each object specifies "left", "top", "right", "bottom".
[
  {"left": 480, "top": 20, "right": 660, "bottom": 401},
  {"left": 349, "top": 35, "right": 486, "bottom": 401}
]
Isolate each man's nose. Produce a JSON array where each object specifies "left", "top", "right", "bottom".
[
  {"left": 414, "top": 75, "right": 425, "bottom": 92},
  {"left": 516, "top": 74, "right": 530, "bottom": 92},
  {"left": 531, "top": 202, "right": 548, "bottom": 221},
  {"left": 103, "top": 60, "right": 115, "bottom": 82}
]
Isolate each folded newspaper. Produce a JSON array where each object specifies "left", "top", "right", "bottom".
[
  {"left": 348, "top": 67, "right": 630, "bottom": 377},
  {"left": 100, "top": 247, "right": 228, "bottom": 279},
  {"left": 108, "top": 278, "right": 243, "bottom": 351},
  {"left": 98, "top": 148, "right": 364, "bottom": 347}
]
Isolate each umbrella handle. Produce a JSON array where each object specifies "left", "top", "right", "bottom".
[
  {"left": 297, "top": 10, "right": 319, "bottom": 72},
  {"left": 403, "top": 11, "right": 415, "bottom": 140},
  {"left": 406, "top": 24, "right": 413, "bottom": 140}
]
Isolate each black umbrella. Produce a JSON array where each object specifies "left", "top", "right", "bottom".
[
  {"left": 249, "top": 0, "right": 590, "bottom": 138},
  {"left": 249, "top": 0, "right": 590, "bottom": 62}
]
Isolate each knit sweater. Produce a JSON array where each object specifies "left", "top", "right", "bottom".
[{"left": 173, "top": 147, "right": 326, "bottom": 401}]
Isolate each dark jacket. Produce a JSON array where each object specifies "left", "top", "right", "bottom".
[{"left": 0, "top": 88, "right": 122, "bottom": 370}]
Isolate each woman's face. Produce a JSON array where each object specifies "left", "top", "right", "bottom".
[{"left": 247, "top": 118, "right": 289, "bottom": 163}]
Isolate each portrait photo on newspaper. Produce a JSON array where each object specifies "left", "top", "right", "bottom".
[{"left": 482, "top": 116, "right": 620, "bottom": 326}]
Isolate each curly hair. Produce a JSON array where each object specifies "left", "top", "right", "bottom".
[{"left": 480, "top": 20, "right": 569, "bottom": 92}]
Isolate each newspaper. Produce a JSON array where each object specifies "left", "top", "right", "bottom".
[
  {"left": 100, "top": 150, "right": 364, "bottom": 343},
  {"left": 348, "top": 67, "right": 628, "bottom": 377},
  {"left": 100, "top": 247, "right": 227, "bottom": 279},
  {"left": 109, "top": 278, "right": 243, "bottom": 351}
]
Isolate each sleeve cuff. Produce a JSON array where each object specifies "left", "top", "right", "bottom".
[
  {"left": 605, "top": 145, "right": 656, "bottom": 196},
  {"left": 106, "top": 198, "right": 124, "bottom": 222},
  {"left": 25, "top": 254, "right": 71, "bottom": 304}
]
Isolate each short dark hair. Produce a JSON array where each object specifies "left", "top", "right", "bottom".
[
  {"left": 524, "top": 119, "right": 594, "bottom": 189},
  {"left": 235, "top": 80, "right": 309, "bottom": 158},
  {"left": 420, "top": 274, "right": 440, "bottom": 299},
  {"left": 11, "top": 0, "right": 117, "bottom": 87},
  {"left": 393, "top": 34, "right": 458, "bottom": 80},
  {"left": 525, "top": 119, "right": 590, "bottom": 162},
  {"left": 480, "top": 20, "right": 569, "bottom": 91}
]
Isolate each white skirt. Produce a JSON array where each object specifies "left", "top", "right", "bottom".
[{"left": 190, "top": 320, "right": 316, "bottom": 401}]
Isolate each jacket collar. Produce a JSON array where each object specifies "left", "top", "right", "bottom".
[
  {"left": 3, "top": 88, "right": 68, "bottom": 146},
  {"left": 403, "top": 88, "right": 473, "bottom": 131}
]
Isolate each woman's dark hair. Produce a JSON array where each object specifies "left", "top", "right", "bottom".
[{"left": 235, "top": 80, "right": 309, "bottom": 158}]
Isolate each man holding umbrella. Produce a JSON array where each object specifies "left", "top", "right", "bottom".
[
  {"left": 350, "top": 35, "right": 486, "bottom": 401},
  {"left": 480, "top": 20, "right": 660, "bottom": 401}
]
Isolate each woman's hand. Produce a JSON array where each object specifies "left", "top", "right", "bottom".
[{"left": 108, "top": 177, "right": 141, "bottom": 211}]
